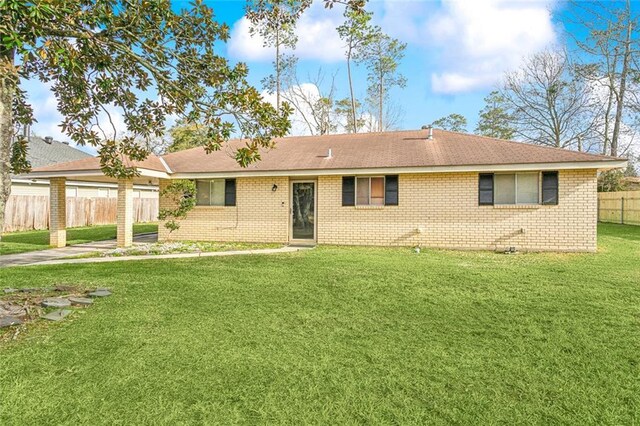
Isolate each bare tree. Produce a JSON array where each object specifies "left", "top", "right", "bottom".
[
  {"left": 361, "top": 101, "right": 404, "bottom": 133},
  {"left": 280, "top": 68, "right": 338, "bottom": 135},
  {"left": 570, "top": 0, "right": 639, "bottom": 157},
  {"left": 501, "top": 49, "right": 597, "bottom": 150}
]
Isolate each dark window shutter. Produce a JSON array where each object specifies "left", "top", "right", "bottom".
[
  {"left": 479, "top": 173, "right": 494, "bottom": 205},
  {"left": 224, "top": 179, "right": 236, "bottom": 206},
  {"left": 385, "top": 175, "right": 399, "bottom": 205},
  {"left": 342, "top": 176, "right": 355, "bottom": 206},
  {"left": 542, "top": 171, "right": 558, "bottom": 205}
]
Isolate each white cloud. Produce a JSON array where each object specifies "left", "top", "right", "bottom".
[
  {"left": 428, "top": 0, "right": 557, "bottom": 93},
  {"left": 228, "top": 0, "right": 344, "bottom": 62},
  {"left": 373, "top": 0, "right": 557, "bottom": 94}
]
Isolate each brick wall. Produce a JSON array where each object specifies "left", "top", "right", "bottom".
[
  {"left": 158, "top": 177, "right": 290, "bottom": 243},
  {"left": 318, "top": 170, "right": 597, "bottom": 252},
  {"left": 49, "top": 177, "right": 66, "bottom": 247},
  {"left": 158, "top": 169, "right": 598, "bottom": 252},
  {"left": 117, "top": 179, "right": 134, "bottom": 247}
]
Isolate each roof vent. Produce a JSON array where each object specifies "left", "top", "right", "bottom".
[
  {"left": 421, "top": 125, "right": 433, "bottom": 140},
  {"left": 44, "top": 136, "right": 53, "bottom": 144},
  {"left": 326, "top": 148, "right": 333, "bottom": 159},
  {"left": 61, "top": 141, "right": 69, "bottom": 145}
]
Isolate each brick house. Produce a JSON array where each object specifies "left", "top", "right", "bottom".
[{"left": 27, "top": 128, "right": 626, "bottom": 252}]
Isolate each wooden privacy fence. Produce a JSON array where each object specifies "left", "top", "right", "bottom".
[
  {"left": 598, "top": 191, "right": 640, "bottom": 226},
  {"left": 3, "top": 195, "right": 158, "bottom": 232}
]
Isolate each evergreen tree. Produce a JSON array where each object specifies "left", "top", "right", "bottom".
[
  {"left": 475, "top": 91, "right": 516, "bottom": 139},
  {"left": 432, "top": 114, "right": 468, "bottom": 132}
]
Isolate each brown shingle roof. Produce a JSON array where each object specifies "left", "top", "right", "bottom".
[
  {"left": 162, "top": 129, "right": 621, "bottom": 174},
  {"left": 32, "top": 154, "right": 168, "bottom": 173},
  {"left": 31, "top": 129, "right": 622, "bottom": 176}
]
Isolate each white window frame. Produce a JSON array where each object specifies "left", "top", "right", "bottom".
[
  {"left": 355, "top": 176, "right": 385, "bottom": 206},
  {"left": 494, "top": 172, "right": 540, "bottom": 205},
  {"left": 196, "top": 179, "right": 226, "bottom": 206}
]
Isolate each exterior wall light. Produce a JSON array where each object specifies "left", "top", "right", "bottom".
[{"left": 272, "top": 184, "right": 278, "bottom": 192}]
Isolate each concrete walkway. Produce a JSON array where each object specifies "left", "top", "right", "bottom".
[
  {"left": 0, "top": 233, "right": 158, "bottom": 268},
  {"left": 1, "top": 235, "right": 306, "bottom": 268}
]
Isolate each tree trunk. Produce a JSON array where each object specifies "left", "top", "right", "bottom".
[
  {"left": 276, "top": 29, "right": 281, "bottom": 110},
  {"left": 378, "top": 70, "right": 383, "bottom": 132},
  {"left": 602, "top": 84, "right": 614, "bottom": 155},
  {"left": 0, "top": 48, "right": 16, "bottom": 239},
  {"left": 610, "top": 0, "right": 633, "bottom": 157},
  {"left": 346, "top": 46, "right": 357, "bottom": 133}
]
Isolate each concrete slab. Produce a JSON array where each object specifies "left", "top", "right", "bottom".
[
  {"left": 41, "top": 309, "right": 72, "bottom": 321},
  {"left": 69, "top": 297, "right": 93, "bottom": 306},
  {"left": 0, "top": 303, "right": 27, "bottom": 318},
  {"left": 0, "top": 232, "right": 158, "bottom": 268},
  {"left": 1, "top": 246, "right": 307, "bottom": 268},
  {"left": 41, "top": 298, "right": 72, "bottom": 308},
  {"left": 0, "top": 316, "right": 23, "bottom": 328},
  {"left": 87, "top": 290, "right": 112, "bottom": 297}
]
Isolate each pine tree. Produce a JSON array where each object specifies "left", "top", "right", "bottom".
[
  {"left": 475, "top": 91, "right": 516, "bottom": 140},
  {"left": 432, "top": 114, "right": 468, "bottom": 132}
]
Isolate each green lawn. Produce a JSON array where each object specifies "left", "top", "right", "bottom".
[
  {"left": 0, "top": 223, "right": 158, "bottom": 255},
  {"left": 0, "top": 224, "right": 638, "bottom": 424}
]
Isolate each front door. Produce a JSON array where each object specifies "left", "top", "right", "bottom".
[{"left": 291, "top": 181, "right": 316, "bottom": 241}]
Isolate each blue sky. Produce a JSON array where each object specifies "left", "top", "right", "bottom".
[{"left": 25, "top": 0, "right": 638, "bottom": 150}]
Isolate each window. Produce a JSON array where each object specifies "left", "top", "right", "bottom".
[
  {"left": 479, "top": 172, "right": 549, "bottom": 206},
  {"left": 478, "top": 174, "right": 494, "bottom": 205},
  {"left": 343, "top": 175, "right": 398, "bottom": 206},
  {"left": 494, "top": 174, "right": 516, "bottom": 204},
  {"left": 542, "top": 171, "right": 559, "bottom": 205},
  {"left": 356, "top": 177, "right": 385, "bottom": 206},
  {"left": 516, "top": 173, "right": 539, "bottom": 204},
  {"left": 495, "top": 173, "right": 539, "bottom": 205},
  {"left": 342, "top": 177, "right": 355, "bottom": 206},
  {"left": 195, "top": 179, "right": 236, "bottom": 206}
]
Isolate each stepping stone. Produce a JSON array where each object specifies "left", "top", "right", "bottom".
[
  {"left": 55, "top": 285, "right": 76, "bottom": 292},
  {"left": 3, "top": 288, "right": 18, "bottom": 294},
  {"left": 19, "top": 288, "right": 38, "bottom": 293},
  {"left": 0, "top": 303, "right": 27, "bottom": 318},
  {"left": 0, "top": 316, "right": 23, "bottom": 328},
  {"left": 87, "top": 290, "right": 112, "bottom": 297},
  {"left": 41, "top": 309, "right": 72, "bottom": 321},
  {"left": 41, "top": 298, "right": 71, "bottom": 308},
  {"left": 68, "top": 297, "right": 93, "bottom": 306}
]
